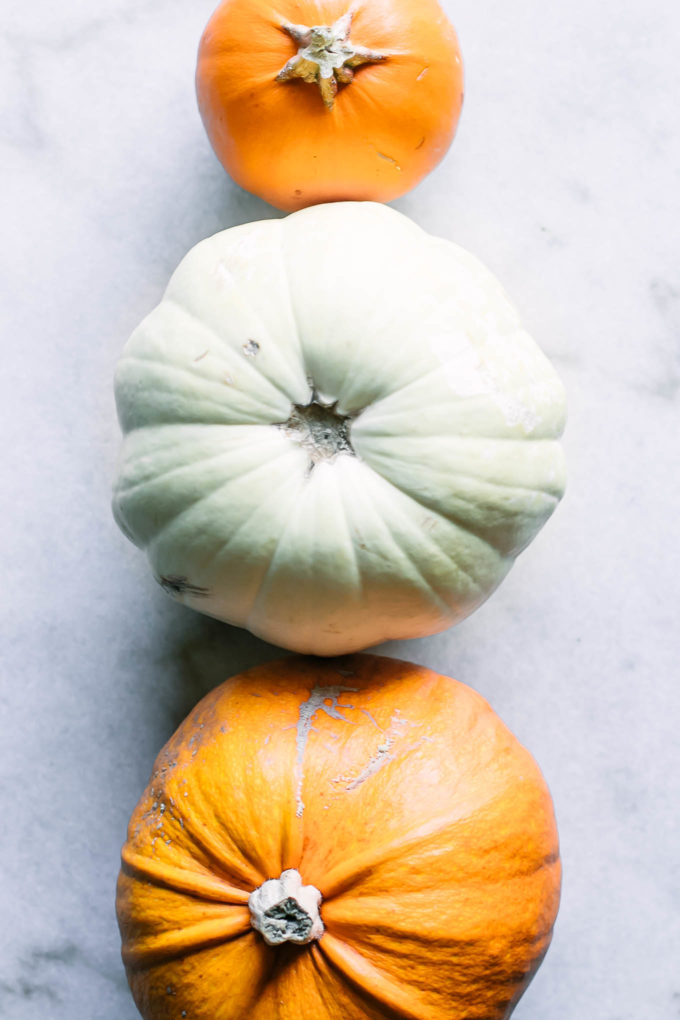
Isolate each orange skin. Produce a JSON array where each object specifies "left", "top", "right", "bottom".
[
  {"left": 196, "top": 0, "right": 464, "bottom": 211},
  {"left": 117, "top": 656, "right": 560, "bottom": 1019}
]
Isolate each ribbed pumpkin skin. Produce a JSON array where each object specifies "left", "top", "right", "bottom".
[
  {"left": 196, "top": 0, "right": 463, "bottom": 211},
  {"left": 117, "top": 655, "right": 561, "bottom": 1019}
]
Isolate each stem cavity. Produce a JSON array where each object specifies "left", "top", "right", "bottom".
[
  {"left": 277, "top": 8, "right": 387, "bottom": 110},
  {"left": 277, "top": 399, "right": 355, "bottom": 471},
  {"left": 248, "top": 870, "right": 324, "bottom": 946}
]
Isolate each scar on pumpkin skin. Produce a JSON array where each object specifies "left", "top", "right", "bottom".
[
  {"left": 294, "top": 685, "right": 358, "bottom": 817},
  {"left": 158, "top": 576, "right": 210, "bottom": 598},
  {"left": 335, "top": 736, "right": 395, "bottom": 791},
  {"left": 377, "top": 152, "right": 402, "bottom": 170}
]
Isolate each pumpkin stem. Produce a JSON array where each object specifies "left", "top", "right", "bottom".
[
  {"left": 276, "top": 7, "right": 387, "bottom": 110},
  {"left": 248, "top": 870, "right": 324, "bottom": 946}
]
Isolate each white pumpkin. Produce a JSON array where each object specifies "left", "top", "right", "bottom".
[{"left": 113, "top": 202, "right": 566, "bottom": 654}]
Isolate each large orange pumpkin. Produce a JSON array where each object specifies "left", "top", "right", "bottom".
[
  {"left": 117, "top": 655, "right": 560, "bottom": 1019},
  {"left": 195, "top": 0, "right": 464, "bottom": 211}
]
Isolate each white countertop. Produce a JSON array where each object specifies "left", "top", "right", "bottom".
[{"left": 2, "top": 0, "right": 679, "bottom": 1016}]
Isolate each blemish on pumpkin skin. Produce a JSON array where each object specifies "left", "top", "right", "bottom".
[
  {"left": 377, "top": 151, "right": 402, "bottom": 171},
  {"left": 295, "top": 684, "right": 358, "bottom": 817},
  {"left": 345, "top": 737, "right": 395, "bottom": 790},
  {"left": 242, "top": 339, "right": 260, "bottom": 357},
  {"left": 358, "top": 707, "right": 382, "bottom": 730},
  {"left": 158, "top": 576, "right": 210, "bottom": 599},
  {"left": 415, "top": 136, "right": 425, "bottom": 150},
  {"left": 194, "top": 349, "right": 209, "bottom": 362},
  {"left": 416, "top": 66, "right": 429, "bottom": 81}
]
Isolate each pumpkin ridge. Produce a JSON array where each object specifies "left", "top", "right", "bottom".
[
  {"left": 317, "top": 926, "right": 547, "bottom": 1020},
  {"left": 328, "top": 467, "right": 456, "bottom": 619},
  {"left": 316, "top": 732, "right": 531, "bottom": 901},
  {"left": 136, "top": 780, "right": 267, "bottom": 891},
  {"left": 194, "top": 465, "right": 304, "bottom": 625},
  {"left": 118, "top": 355, "right": 285, "bottom": 427},
  {"left": 354, "top": 394, "right": 560, "bottom": 441},
  {"left": 120, "top": 847, "right": 251, "bottom": 904},
  {"left": 318, "top": 811, "right": 493, "bottom": 902},
  {"left": 121, "top": 910, "right": 251, "bottom": 970},
  {"left": 366, "top": 473, "right": 496, "bottom": 600},
  {"left": 143, "top": 436, "right": 298, "bottom": 553},
  {"left": 115, "top": 440, "right": 251, "bottom": 503},
  {"left": 163, "top": 790, "right": 269, "bottom": 891},
  {"left": 114, "top": 427, "right": 305, "bottom": 570},
  {"left": 317, "top": 932, "right": 428, "bottom": 1020},
  {"left": 163, "top": 294, "right": 300, "bottom": 411},
  {"left": 243, "top": 489, "right": 307, "bottom": 635},
  {"left": 278, "top": 213, "right": 310, "bottom": 387},
  {"left": 383, "top": 502, "right": 467, "bottom": 615},
  {"left": 182, "top": 220, "right": 311, "bottom": 401},
  {"left": 354, "top": 315, "right": 565, "bottom": 439},
  {"left": 119, "top": 349, "right": 277, "bottom": 411},
  {"left": 364, "top": 439, "right": 566, "bottom": 498},
  {"left": 275, "top": 225, "right": 307, "bottom": 368},
  {"left": 417, "top": 458, "right": 565, "bottom": 501},
  {"left": 365, "top": 451, "right": 561, "bottom": 558},
  {"left": 322, "top": 852, "right": 561, "bottom": 937},
  {"left": 336, "top": 463, "right": 365, "bottom": 597}
]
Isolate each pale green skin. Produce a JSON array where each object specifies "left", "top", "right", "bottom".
[{"left": 113, "top": 202, "right": 566, "bottom": 655}]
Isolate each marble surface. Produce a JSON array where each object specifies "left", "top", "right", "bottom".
[{"left": 2, "top": 0, "right": 679, "bottom": 1016}]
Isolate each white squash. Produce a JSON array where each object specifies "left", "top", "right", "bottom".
[{"left": 113, "top": 202, "right": 566, "bottom": 654}]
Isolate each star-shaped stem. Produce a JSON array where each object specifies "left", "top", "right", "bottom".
[{"left": 276, "top": 8, "right": 387, "bottom": 110}]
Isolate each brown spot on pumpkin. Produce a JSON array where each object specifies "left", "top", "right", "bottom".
[
  {"left": 158, "top": 576, "right": 210, "bottom": 598},
  {"left": 415, "top": 136, "right": 425, "bottom": 150},
  {"left": 194, "top": 349, "right": 209, "bottom": 362},
  {"left": 242, "top": 339, "right": 260, "bottom": 357}
]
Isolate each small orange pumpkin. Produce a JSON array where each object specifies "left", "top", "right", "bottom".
[
  {"left": 117, "top": 656, "right": 560, "bottom": 1019},
  {"left": 195, "top": 0, "right": 464, "bottom": 211}
]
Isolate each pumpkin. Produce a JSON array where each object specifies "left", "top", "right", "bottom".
[
  {"left": 112, "top": 201, "right": 566, "bottom": 656},
  {"left": 195, "top": 0, "right": 464, "bottom": 211},
  {"left": 117, "top": 654, "right": 561, "bottom": 1019}
]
